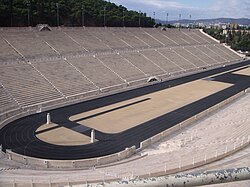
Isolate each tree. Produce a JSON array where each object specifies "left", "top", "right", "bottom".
[{"left": 0, "top": 0, "right": 155, "bottom": 27}]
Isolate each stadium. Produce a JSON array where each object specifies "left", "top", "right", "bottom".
[{"left": 0, "top": 19, "right": 250, "bottom": 187}]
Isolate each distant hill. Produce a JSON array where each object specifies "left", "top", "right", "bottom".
[{"left": 157, "top": 18, "right": 250, "bottom": 26}]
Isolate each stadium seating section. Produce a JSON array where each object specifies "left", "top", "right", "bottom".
[{"left": 0, "top": 27, "right": 242, "bottom": 114}]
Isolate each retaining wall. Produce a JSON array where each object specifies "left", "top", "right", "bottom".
[
  {"left": 138, "top": 89, "right": 247, "bottom": 150},
  {"left": 5, "top": 146, "right": 136, "bottom": 169}
]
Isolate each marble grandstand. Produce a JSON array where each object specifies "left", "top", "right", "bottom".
[{"left": 0, "top": 27, "right": 242, "bottom": 121}]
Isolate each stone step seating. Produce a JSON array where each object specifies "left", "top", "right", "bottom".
[
  {"left": 173, "top": 47, "right": 207, "bottom": 68},
  {"left": 142, "top": 29, "right": 178, "bottom": 46},
  {"left": 216, "top": 44, "right": 242, "bottom": 60},
  {"left": 120, "top": 52, "right": 165, "bottom": 76},
  {"left": 63, "top": 29, "right": 110, "bottom": 52},
  {"left": 68, "top": 55, "right": 124, "bottom": 88},
  {"left": 172, "top": 30, "right": 199, "bottom": 45},
  {"left": 110, "top": 28, "right": 148, "bottom": 49},
  {"left": 87, "top": 27, "right": 132, "bottom": 50},
  {"left": 2, "top": 32, "right": 56, "bottom": 60},
  {"left": 0, "top": 85, "right": 19, "bottom": 113},
  {"left": 205, "top": 45, "right": 230, "bottom": 62},
  {"left": 38, "top": 31, "right": 84, "bottom": 56},
  {"left": 184, "top": 46, "right": 217, "bottom": 65},
  {"left": 198, "top": 45, "right": 226, "bottom": 63},
  {"left": 0, "top": 64, "right": 62, "bottom": 107},
  {"left": 159, "top": 29, "right": 190, "bottom": 45},
  {"left": 97, "top": 53, "right": 146, "bottom": 82},
  {"left": 128, "top": 28, "right": 164, "bottom": 47},
  {"left": 140, "top": 50, "right": 183, "bottom": 73},
  {"left": 0, "top": 38, "right": 21, "bottom": 63},
  {"left": 183, "top": 30, "right": 206, "bottom": 44},
  {"left": 194, "top": 30, "right": 217, "bottom": 44},
  {"left": 158, "top": 48, "right": 196, "bottom": 70},
  {"left": 33, "top": 60, "right": 97, "bottom": 97}
]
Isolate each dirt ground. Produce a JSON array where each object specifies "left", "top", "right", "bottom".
[
  {"left": 70, "top": 79, "right": 232, "bottom": 134},
  {"left": 36, "top": 123, "right": 90, "bottom": 146},
  {"left": 37, "top": 66, "right": 249, "bottom": 145}
]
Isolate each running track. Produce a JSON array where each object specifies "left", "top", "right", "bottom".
[{"left": 0, "top": 60, "right": 250, "bottom": 160}]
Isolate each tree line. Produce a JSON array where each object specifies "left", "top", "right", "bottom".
[
  {"left": 204, "top": 28, "right": 250, "bottom": 53},
  {"left": 0, "top": 0, "right": 155, "bottom": 27}
]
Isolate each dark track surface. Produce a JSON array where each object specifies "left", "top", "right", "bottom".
[{"left": 0, "top": 60, "right": 250, "bottom": 160}]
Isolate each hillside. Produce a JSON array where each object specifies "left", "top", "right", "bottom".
[{"left": 0, "top": 0, "right": 155, "bottom": 27}]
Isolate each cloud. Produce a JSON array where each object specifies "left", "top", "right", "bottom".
[
  {"left": 111, "top": 0, "right": 250, "bottom": 20},
  {"left": 127, "top": 0, "right": 183, "bottom": 9},
  {"left": 210, "top": 0, "right": 250, "bottom": 18}
]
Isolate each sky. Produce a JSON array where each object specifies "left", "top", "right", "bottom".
[{"left": 111, "top": 0, "right": 250, "bottom": 21}]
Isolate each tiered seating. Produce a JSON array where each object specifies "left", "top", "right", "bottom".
[
  {"left": 68, "top": 56, "right": 124, "bottom": 88},
  {"left": 193, "top": 30, "right": 217, "bottom": 44},
  {"left": 0, "top": 27, "right": 243, "bottom": 113},
  {"left": 205, "top": 45, "right": 232, "bottom": 62},
  {"left": 33, "top": 60, "right": 97, "bottom": 97},
  {"left": 158, "top": 48, "right": 196, "bottom": 70},
  {"left": 159, "top": 29, "right": 188, "bottom": 45},
  {"left": 0, "top": 85, "right": 19, "bottom": 113},
  {"left": 172, "top": 30, "right": 199, "bottom": 45},
  {"left": 86, "top": 28, "right": 131, "bottom": 50},
  {"left": 184, "top": 46, "right": 217, "bottom": 65},
  {"left": 39, "top": 31, "right": 83, "bottom": 56},
  {"left": 121, "top": 52, "right": 165, "bottom": 76},
  {"left": 0, "top": 38, "right": 21, "bottom": 63},
  {"left": 140, "top": 50, "right": 182, "bottom": 73},
  {"left": 128, "top": 28, "right": 163, "bottom": 47},
  {"left": 183, "top": 30, "right": 205, "bottom": 44},
  {"left": 142, "top": 29, "right": 178, "bottom": 46},
  {"left": 215, "top": 44, "right": 242, "bottom": 61},
  {"left": 2, "top": 31, "right": 56, "bottom": 60},
  {"left": 63, "top": 29, "right": 109, "bottom": 52},
  {"left": 172, "top": 47, "right": 207, "bottom": 67},
  {"left": 110, "top": 28, "right": 147, "bottom": 49},
  {"left": 0, "top": 64, "right": 62, "bottom": 107},
  {"left": 198, "top": 45, "right": 226, "bottom": 63},
  {"left": 97, "top": 53, "right": 146, "bottom": 81}
]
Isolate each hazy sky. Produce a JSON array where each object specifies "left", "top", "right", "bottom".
[{"left": 111, "top": 0, "right": 250, "bottom": 21}]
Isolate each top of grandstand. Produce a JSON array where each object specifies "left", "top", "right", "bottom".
[{"left": 36, "top": 24, "right": 52, "bottom": 32}]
